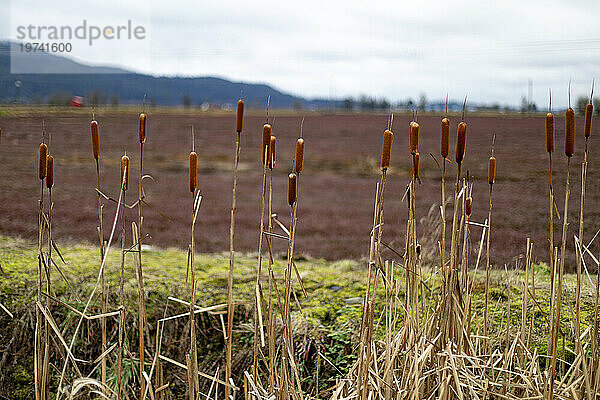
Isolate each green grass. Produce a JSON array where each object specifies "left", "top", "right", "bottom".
[{"left": 0, "top": 235, "right": 598, "bottom": 398}]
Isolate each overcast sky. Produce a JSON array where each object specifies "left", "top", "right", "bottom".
[{"left": 4, "top": 0, "right": 600, "bottom": 107}]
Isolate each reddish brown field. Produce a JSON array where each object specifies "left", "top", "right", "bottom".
[{"left": 0, "top": 110, "right": 598, "bottom": 270}]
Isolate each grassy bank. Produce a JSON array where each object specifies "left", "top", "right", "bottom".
[{"left": 1, "top": 235, "right": 597, "bottom": 398}]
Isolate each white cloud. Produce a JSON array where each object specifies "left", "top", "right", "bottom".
[{"left": 4, "top": 0, "right": 599, "bottom": 107}]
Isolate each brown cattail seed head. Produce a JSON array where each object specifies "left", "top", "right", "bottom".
[
  {"left": 546, "top": 112, "right": 554, "bottom": 153},
  {"left": 46, "top": 155, "right": 54, "bottom": 188},
  {"left": 488, "top": 156, "right": 496, "bottom": 185},
  {"left": 269, "top": 136, "right": 276, "bottom": 169},
  {"left": 441, "top": 117, "right": 449, "bottom": 158},
  {"left": 565, "top": 108, "right": 575, "bottom": 157},
  {"left": 189, "top": 151, "right": 197, "bottom": 192},
  {"left": 585, "top": 102, "right": 593, "bottom": 138},
  {"left": 38, "top": 143, "right": 47, "bottom": 180},
  {"left": 91, "top": 120, "right": 100, "bottom": 159},
  {"left": 295, "top": 138, "right": 304, "bottom": 173},
  {"left": 465, "top": 197, "right": 472, "bottom": 217},
  {"left": 456, "top": 122, "right": 467, "bottom": 163},
  {"left": 288, "top": 173, "right": 297, "bottom": 205},
  {"left": 139, "top": 113, "right": 146, "bottom": 143},
  {"left": 409, "top": 122, "right": 419, "bottom": 155},
  {"left": 120, "top": 155, "right": 130, "bottom": 191},
  {"left": 380, "top": 129, "right": 393, "bottom": 171},
  {"left": 236, "top": 99, "right": 244, "bottom": 133},
  {"left": 262, "top": 124, "right": 271, "bottom": 164},
  {"left": 412, "top": 152, "right": 420, "bottom": 180}
]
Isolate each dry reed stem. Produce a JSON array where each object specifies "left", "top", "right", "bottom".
[
  {"left": 253, "top": 145, "right": 269, "bottom": 380},
  {"left": 549, "top": 156, "right": 571, "bottom": 399},
  {"left": 90, "top": 118, "right": 106, "bottom": 394},
  {"left": 137, "top": 111, "right": 147, "bottom": 399},
  {"left": 226, "top": 95, "right": 243, "bottom": 400}
]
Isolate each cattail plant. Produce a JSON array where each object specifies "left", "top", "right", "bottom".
[
  {"left": 139, "top": 112, "right": 147, "bottom": 143},
  {"left": 484, "top": 145, "right": 495, "bottom": 351},
  {"left": 440, "top": 107, "right": 450, "bottom": 290},
  {"left": 288, "top": 173, "right": 297, "bottom": 206},
  {"left": 136, "top": 111, "right": 148, "bottom": 398},
  {"left": 413, "top": 152, "right": 420, "bottom": 183},
  {"left": 269, "top": 136, "right": 276, "bottom": 169},
  {"left": 550, "top": 87, "right": 575, "bottom": 398},
  {"left": 441, "top": 97, "right": 469, "bottom": 344},
  {"left": 116, "top": 153, "right": 129, "bottom": 400},
  {"left": 226, "top": 94, "right": 244, "bottom": 398},
  {"left": 188, "top": 138, "right": 200, "bottom": 399},
  {"left": 410, "top": 121, "right": 419, "bottom": 155},
  {"left": 39, "top": 143, "right": 48, "bottom": 180},
  {"left": 544, "top": 92, "right": 557, "bottom": 379},
  {"left": 90, "top": 117, "right": 107, "bottom": 392},
  {"left": 465, "top": 196, "right": 472, "bottom": 217},
  {"left": 358, "top": 120, "right": 393, "bottom": 400},
  {"left": 120, "top": 155, "right": 129, "bottom": 191},
  {"left": 36, "top": 140, "right": 48, "bottom": 400},
  {"left": 189, "top": 152, "right": 198, "bottom": 193},
  {"left": 262, "top": 124, "right": 271, "bottom": 165},
  {"left": 295, "top": 138, "right": 304, "bottom": 173}
]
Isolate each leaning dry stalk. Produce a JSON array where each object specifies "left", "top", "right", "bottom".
[
  {"left": 575, "top": 93, "right": 593, "bottom": 354},
  {"left": 226, "top": 95, "right": 243, "bottom": 400},
  {"left": 91, "top": 118, "right": 107, "bottom": 392},
  {"left": 253, "top": 122, "right": 270, "bottom": 380},
  {"left": 485, "top": 152, "right": 495, "bottom": 352},
  {"left": 545, "top": 100, "right": 556, "bottom": 376},
  {"left": 282, "top": 172, "right": 298, "bottom": 396},
  {"left": 137, "top": 112, "right": 147, "bottom": 399}
]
